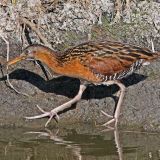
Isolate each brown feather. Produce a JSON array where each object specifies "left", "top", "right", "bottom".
[
  {"left": 6, "top": 40, "right": 159, "bottom": 83},
  {"left": 62, "top": 41, "right": 157, "bottom": 80}
]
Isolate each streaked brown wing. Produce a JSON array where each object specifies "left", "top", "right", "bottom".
[
  {"left": 63, "top": 40, "right": 155, "bottom": 77},
  {"left": 87, "top": 55, "right": 135, "bottom": 76}
]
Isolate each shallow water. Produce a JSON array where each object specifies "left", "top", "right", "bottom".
[{"left": 0, "top": 125, "right": 159, "bottom": 160}]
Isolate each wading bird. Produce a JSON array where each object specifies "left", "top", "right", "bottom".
[{"left": 5, "top": 40, "right": 159, "bottom": 127}]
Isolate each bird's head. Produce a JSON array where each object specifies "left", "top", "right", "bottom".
[{"left": 6, "top": 45, "right": 45, "bottom": 67}]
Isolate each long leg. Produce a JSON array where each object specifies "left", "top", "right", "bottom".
[
  {"left": 102, "top": 81, "right": 126, "bottom": 128},
  {"left": 25, "top": 84, "right": 87, "bottom": 127}
]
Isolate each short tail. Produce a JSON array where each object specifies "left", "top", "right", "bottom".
[
  {"left": 155, "top": 51, "right": 160, "bottom": 59},
  {"left": 148, "top": 51, "right": 160, "bottom": 61}
]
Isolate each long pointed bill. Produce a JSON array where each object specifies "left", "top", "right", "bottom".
[{"left": 6, "top": 55, "right": 27, "bottom": 67}]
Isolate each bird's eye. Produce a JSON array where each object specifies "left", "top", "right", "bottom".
[{"left": 23, "top": 49, "right": 31, "bottom": 56}]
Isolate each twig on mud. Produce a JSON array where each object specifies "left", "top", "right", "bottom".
[
  {"left": 19, "top": 17, "right": 54, "bottom": 79},
  {"left": 34, "top": 60, "right": 53, "bottom": 80},
  {"left": 151, "top": 39, "right": 155, "bottom": 53},
  {"left": 26, "top": 58, "right": 53, "bottom": 80},
  {"left": 21, "top": 23, "right": 28, "bottom": 47},
  {"left": 0, "top": 32, "right": 29, "bottom": 96},
  {"left": 19, "top": 17, "right": 52, "bottom": 49}
]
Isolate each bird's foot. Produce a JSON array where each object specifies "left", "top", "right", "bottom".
[
  {"left": 25, "top": 84, "right": 86, "bottom": 127},
  {"left": 25, "top": 105, "right": 60, "bottom": 127},
  {"left": 100, "top": 110, "right": 117, "bottom": 128},
  {"left": 101, "top": 118, "right": 115, "bottom": 127}
]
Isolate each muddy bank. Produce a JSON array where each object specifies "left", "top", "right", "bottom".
[
  {"left": 0, "top": 44, "right": 160, "bottom": 131},
  {"left": 0, "top": 0, "right": 160, "bottom": 131}
]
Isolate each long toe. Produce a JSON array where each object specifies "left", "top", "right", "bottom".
[
  {"left": 45, "top": 111, "right": 59, "bottom": 127},
  {"left": 101, "top": 110, "right": 113, "bottom": 118},
  {"left": 102, "top": 118, "right": 115, "bottom": 127}
]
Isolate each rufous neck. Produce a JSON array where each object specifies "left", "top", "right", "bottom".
[{"left": 33, "top": 46, "right": 60, "bottom": 70}]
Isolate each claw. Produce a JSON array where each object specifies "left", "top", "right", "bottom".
[{"left": 25, "top": 105, "right": 59, "bottom": 127}]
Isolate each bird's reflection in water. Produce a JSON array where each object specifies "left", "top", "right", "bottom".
[
  {"left": 2, "top": 127, "right": 160, "bottom": 160},
  {"left": 101, "top": 127, "right": 123, "bottom": 160},
  {"left": 114, "top": 129, "right": 123, "bottom": 160},
  {"left": 25, "top": 127, "right": 123, "bottom": 160},
  {"left": 26, "top": 128, "right": 82, "bottom": 160}
]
